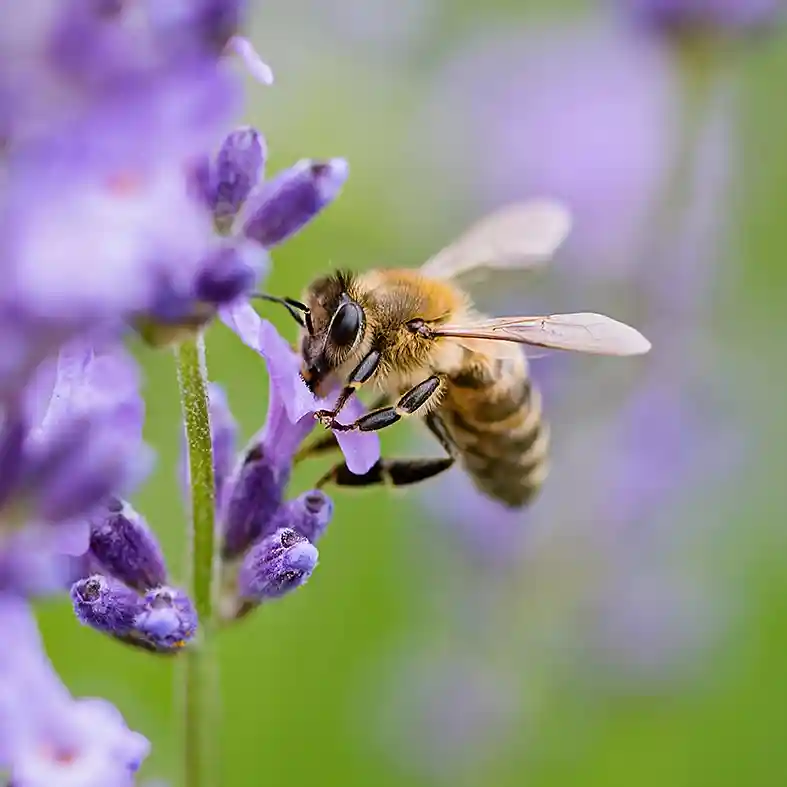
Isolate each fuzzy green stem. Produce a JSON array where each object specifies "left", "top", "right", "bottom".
[{"left": 175, "top": 335, "right": 219, "bottom": 787}]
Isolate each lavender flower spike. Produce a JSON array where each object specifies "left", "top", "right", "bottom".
[
  {"left": 238, "top": 528, "right": 318, "bottom": 604},
  {"left": 241, "top": 158, "right": 349, "bottom": 247},
  {"left": 88, "top": 498, "right": 168, "bottom": 592}
]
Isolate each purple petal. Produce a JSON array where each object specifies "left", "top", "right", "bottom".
[
  {"left": 220, "top": 301, "right": 314, "bottom": 421},
  {"left": 226, "top": 36, "right": 274, "bottom": 84},
  {"left": 241, "top": 158, "right": 349, "bottom": 248},
  {"left": 330, "top": 396, "right": 380, "bottom": 475}
]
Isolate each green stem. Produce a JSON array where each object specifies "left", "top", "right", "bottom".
[{"left": 175, "top": 335, "right": 219, "bottom": 787}]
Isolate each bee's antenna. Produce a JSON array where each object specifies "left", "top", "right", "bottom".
[{"left": 251, "top": 293, "right": 313, "bottom": 334}]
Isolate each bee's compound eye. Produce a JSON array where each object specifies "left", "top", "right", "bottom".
[{"left": 329, "top": 303, "right": 361, "bottom": 347}]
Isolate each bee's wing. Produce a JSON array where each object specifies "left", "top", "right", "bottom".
[
  {"left": 419, "top": 199, "right": 571, "bottom": 280},
  {"left": 434, "top": 313, "right": 651, "bottom": 356}
]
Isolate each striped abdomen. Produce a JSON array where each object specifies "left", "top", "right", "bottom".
[{"left": 439, "top": 347, "right": 549, "bottom": 508}]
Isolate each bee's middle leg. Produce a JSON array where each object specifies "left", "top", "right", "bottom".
[
  {"left": 316, "top": 411, "right": 457, "bottom": 490},
  {"left": 324, "top": 375, "right": 443, "bottom": 433}
]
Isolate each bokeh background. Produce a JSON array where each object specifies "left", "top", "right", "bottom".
[{"left": 37, "top": 1, "right": 787, "bottom": 786}]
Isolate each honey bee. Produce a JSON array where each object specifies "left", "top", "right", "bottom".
[{"left": 262, "top": 200, "right": 650, "bottom": 508}]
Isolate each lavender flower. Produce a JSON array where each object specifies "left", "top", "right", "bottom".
[
  {"left": 0, "top": 340, "right": 150, "bottom": 595},
  {"left": 71, "top": 575, "right": 197, "bottom": 654},
  {"left": 420, "top": 25, "right": 676, "bottom": 281},
  {"left": 237, "top": 528, "right": 318, "bottom": 604},
  {"left": 0, "top": 595, "right": 149, "bottom": 784},
  {"left": 0, "top": 1, "right": 261, "bottom": 391}
]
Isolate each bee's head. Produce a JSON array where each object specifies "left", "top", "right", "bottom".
[{"left": 299, "top": 272, "right": 366, "bottom": 395}]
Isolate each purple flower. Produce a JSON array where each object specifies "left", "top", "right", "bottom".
[
  {"left": 623, "top": 0, "right": 782, "bottom": 36},
  {"left": 87, "top": 499, "right": 168, "bottom": 592},
  {"left": 371, "top": 653, "right": 522, "bottom": 783},
  {"left": 420, "top": 25, "right": 676, "bottom": 282},
  {"left": 71, "top": 575, "right": 197, "bottom": 654},
  {"left": 217, "top": 302, "right": 378, "bottom": 559},
  {"left": 584, "top": 565, "right": 721, "bottom": 688},
  {"left": 0, "top": 340, "right": 150, "bottom": 596},
  {"left": 237, "top": 528, "right": 318, "bottom": 603},
  {"left": 0, "top": 595, "right": 149, "bottom": 785},
  {"left": 0, "top": 1, "right": 253, "bottom": 387},
  {"left": 241, "top": 158, "right": 349, "bottom": 248}
]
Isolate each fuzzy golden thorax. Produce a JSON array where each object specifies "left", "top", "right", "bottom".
[{"left": 299, "top": 268, "right": 470, "bottom": 397}]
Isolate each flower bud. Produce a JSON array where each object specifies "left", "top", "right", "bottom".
[
  {"left": 281, "top": 489, "right": 334, "bottom": 543},
  {"left": 213, "top": 126, "right": 266, "bottom": 222},
  {"left": 71, "top": 575, "right": 197, "bottom": 654},
  {"left": 71, "top": 574, "right": 145, "bottom": 640},
  {"left": 238, "top": 528, "right": 318, "bottom": 603},
  {"left": 194, "top": 242, "right": 267, "bottom": 307},
  {"left": 241, "top": 158, "right": 349, "bottom": 247},
  {"left": 221, "top": 443, "right": 289, "bottom": 561},
  {"left": 88, "top": 499, "right": 167, "bottom": 592},
  {"left": 135, "top": 586, "right": 198, "bottom": 651}
]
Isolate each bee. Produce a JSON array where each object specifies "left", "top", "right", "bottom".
[{"left": 262, "top": 200, "right": 650, "bottom": 508}]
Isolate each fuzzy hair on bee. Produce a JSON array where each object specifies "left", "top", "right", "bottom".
[{"left": 263, "top": 200, "right": 651, "bottom": 509}]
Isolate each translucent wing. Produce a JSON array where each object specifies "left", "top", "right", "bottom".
[
  {"left": 434, "top": 313, "right": 651, "bottom": 356},
  {"left": 420, "top": 199, "right": 572, "bottom": 280}
]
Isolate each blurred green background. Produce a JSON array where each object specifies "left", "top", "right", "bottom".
[{"left": 38, "top": 1, "right": 787, "bottom": 786}]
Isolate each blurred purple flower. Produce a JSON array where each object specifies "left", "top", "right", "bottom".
[
  {"left": 623, "top": 0, "right": 782, "bottom": 36},
  {"left": 0, "top": 340, "right": 150, "bottom": 596},
  {"left": 0, "top": 1, "right": 270, "bottom": 389},
  {"left": 372, "top": 652, "right": 522, "bottom": 784},
  {"left": 421, "top": 25, "right": 677, "bottom": 281},
  {"left": 584, "top": 565, "right": 721, "bottom": 688},
  {"left": 0, "top": 595, "right": 149, "bottom": 785}
]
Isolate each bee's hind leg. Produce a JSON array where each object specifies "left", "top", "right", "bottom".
[{"left": 315, "top": 412, "right": 457, "bottom": 490}]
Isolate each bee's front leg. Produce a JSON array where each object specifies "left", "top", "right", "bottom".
[
  {"left": 313, "top": 349, "right": 381, "bottom": 428},
  {"left": 323, "top": 375, "right": 443, "bottom": 433}
]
